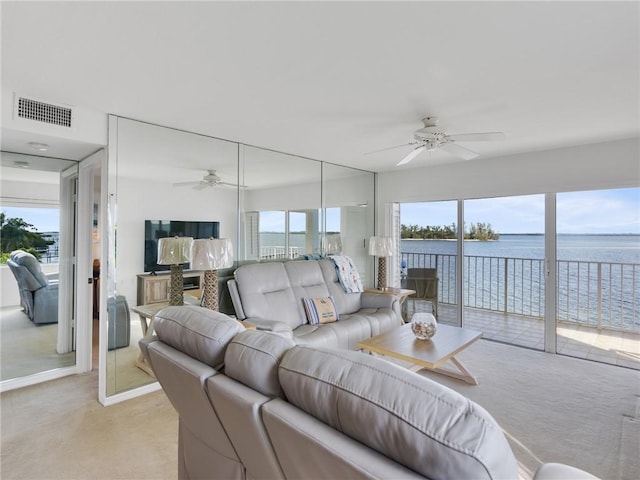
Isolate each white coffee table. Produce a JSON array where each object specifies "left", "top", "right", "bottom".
[{"left": 357, "top": 323, "right": 483, "bottom": 385}]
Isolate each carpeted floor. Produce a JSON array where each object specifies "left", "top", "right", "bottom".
[
  {"left": 1, "top": 338, "right": 638, "bottom": 479},
  {"left": 417, "top": 339, "right": 640, "bottom": 480},
  {"left": 1, "top": 306, "right": 75, "bottom": 380}
]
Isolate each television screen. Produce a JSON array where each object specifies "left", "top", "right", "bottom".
[{"left": 144, "top": 220, "right": 220, "bottom": 273}]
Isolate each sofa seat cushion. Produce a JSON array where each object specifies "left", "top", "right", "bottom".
[
  {"left": 154, "top": 306, "right": 244, "bottom": 370},
  {"left": 234, "top": 262, "right": 303, "bottom": 329},
  {"left": 323, "top": 315, "right": 371, "bottom": 350},
  {"left": 354, "top": 307, "right": 399, "bottom": 337},
  {"left": 278, "top": 346, "right": 518, "bottom": 480},
  {"left": 291, "top": 324, "right": 339, "bottom": 348}
]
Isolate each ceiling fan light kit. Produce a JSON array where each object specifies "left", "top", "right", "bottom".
[
  {"left": 369, "top": 116, "right": 505, "bottom": 167},
  {"left": 173, "top": 169, "right": 245, "bottom": 189}
]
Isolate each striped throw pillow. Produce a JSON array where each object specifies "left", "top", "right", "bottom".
[{"left": 302, "top": 297, "right": 339, "bottom": 325}]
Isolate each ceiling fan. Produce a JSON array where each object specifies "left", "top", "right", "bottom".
[
  {"left": 369, "top": 117, "right": 505, "bottom": 166},
  {"left": 173, "top": 170, "right": 245, "bottom": 190}
]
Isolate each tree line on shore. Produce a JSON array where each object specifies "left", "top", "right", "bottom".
[
  {"left": 0, "top": 213, "right": 53, "bottom": 262},
  {"left": 401, "top": 222, "right": 499, "bottom": 241}
]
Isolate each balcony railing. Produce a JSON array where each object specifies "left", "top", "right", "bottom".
[
  {"left": 401, "top": 252, "right": 640, "bottom": 333},
  {"left": 260, "top": 246, "right": 301, "bottom": 260}
]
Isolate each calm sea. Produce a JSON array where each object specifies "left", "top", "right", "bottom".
[
  {"left": 401, "top": 234, "right": 639, "bottom": 330},
  {"left": 401, "top": 234, "right": 640, "bottom": 264}
]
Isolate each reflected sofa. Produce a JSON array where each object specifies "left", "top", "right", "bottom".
[
  {"left": 140, "top": 306, "right": 599, "bottom": 480},
  {"left": 228, "top": 259, "right": 402, "bottom": 348},
  {"left": 7, "top": 249, "right": 58, "bottom": 324}
]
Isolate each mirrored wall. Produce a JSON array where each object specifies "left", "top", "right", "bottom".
[
  {"left": 106, "top": 117, "right": 375, "bottom": 397},
  {"left": 0, "top": 153, "right": 78, "bottom": 385}
]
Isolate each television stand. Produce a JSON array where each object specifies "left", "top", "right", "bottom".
[{"left": 136, "top": 270, "right": 204, "bottom": 305}]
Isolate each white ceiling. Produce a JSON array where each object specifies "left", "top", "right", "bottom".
[{"left": 1, "top": 1, "right": 638, "bottom": 173}]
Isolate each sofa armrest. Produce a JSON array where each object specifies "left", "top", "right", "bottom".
[
  {"left": 361, "top": 293, "right": 398, "bottom": 310},
  {"left": 244, "top": 318, "right": 294, "bottom": 338},
  {"left": 534, "top": 463, "right": 600, "bottom": 480}
]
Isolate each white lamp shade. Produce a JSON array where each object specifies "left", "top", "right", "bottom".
[
  {"left": 191, "top": 238, "right": 234, "bottom": 270},
  {"left": 322, "top": 234, "right": 342, "bottom": 254},
  {"left": 369, "top": 236, "right": 394, "bottom": 257},
  {"left": 157, "top": 236, "right": 193, "bottom": 265}
]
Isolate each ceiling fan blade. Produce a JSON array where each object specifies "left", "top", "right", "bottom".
[
  {"left": 219, "top": 181, "right": 248, "bottom": 189},
  {"left": 173, "top": 181, "right": 201, "bottom": 187},
  {"left": 396, "top": 145, "right": 426, "bottom": 166},
  {"left": 445, "top": 132, "right": 505, "bottom": 142},
  {"left": 440, "top": 142, "right": 480, "bottom": 161},
  {"left": 193, "top": 182, "right": 209, "bottom": 190},
  {"left": 364, "top": 142, "right": 419, "bottom": 155}
]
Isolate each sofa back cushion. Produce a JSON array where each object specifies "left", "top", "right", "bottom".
[
  {"left": 224, "top": 330, "right": 295, "bottom": 397},
  {"left": 283, "top": 261, "right": 332, "bottom": 320},
  {"left": 234, "top": 262, "right": 303, "bottom": 328},
  {"left": 318, "top": 259, "right": 362, "bottom": 315},
  {"left": 153, "top": 305, "right": 244, "bottom": 370},
  {"left": 278, "top": 346, "right": 518, "bottom": 480}
]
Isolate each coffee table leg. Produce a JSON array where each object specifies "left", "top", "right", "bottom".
[
  {"left": 410, "top": 356, "right": 478, "bottom": 385},
  {"left": 434, "top": 357, "right": 478, "bottom": 385}
]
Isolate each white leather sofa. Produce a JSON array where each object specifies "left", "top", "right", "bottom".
[
  {"left": 140, "top": 306, "right": 599, "bottom": 480},
  {"left": 228, "top": 259, "right": 402, "bottom": 349}
]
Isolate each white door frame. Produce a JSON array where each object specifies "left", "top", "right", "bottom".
[
  {"left": 75, "top": 149, "right": 105, "bottom": 373},
  {"left": 57, "top": 165, "right": 78, "bottom": 354}
]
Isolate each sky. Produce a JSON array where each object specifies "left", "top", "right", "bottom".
[
  {"left": 400, "top": 187, "right": 640, "bottom": 234},
  {"left": 259, "top": 208, "right": 340, "bottom": 232},
  {"left": 3, "top": 188, "right": 638, "bottom": 235},
  {"left": 1, "top": 207, "right": 60, "bottom": 232}
]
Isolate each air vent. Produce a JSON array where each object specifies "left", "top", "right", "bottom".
[{"left": 16, "top": 96, "right": 72, "bottom": 128}]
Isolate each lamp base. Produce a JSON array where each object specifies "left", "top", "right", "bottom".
[
  {"left": 377, "top": 257, "right": 388, "bottom": 290},
  {"left": 202, "top": 269, "right": 219, "bottom": 311},
  {"left": 168, "top": 264, "right": 184, "bottom": 306}
]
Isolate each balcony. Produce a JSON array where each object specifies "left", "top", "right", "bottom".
[{"left": 401, "top": 252, "right": 640, "bottom": 371}]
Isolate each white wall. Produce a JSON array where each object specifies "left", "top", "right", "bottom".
[
  {"left": 377, "top": 138, "right": 639, "bottom": 228},
  {"left": 1, "top": 263, "right": 58, "bottom": 306},
  {"left": 114, "top": 176, "right": 238, "bottom": 304}
]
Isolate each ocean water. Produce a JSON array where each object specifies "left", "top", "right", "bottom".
[
  {"left": 401, "top": 235, "right": 640, "bottom": 330},
  {"left": 401, "top": 234, "right": 640, "bottom": 264}
]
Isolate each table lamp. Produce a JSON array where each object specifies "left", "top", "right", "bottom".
[
  {"left": 191, "top": 238, "right": 234, "bottom": 310},
  {"left": 157, "top": 236, "right": 193, "bottom": 306},
  {"left": 322, "top": 234, "right": 342, "bottom": 255},
  {"left": 369, "top": 236, "right": 394, "bottom": 290}
]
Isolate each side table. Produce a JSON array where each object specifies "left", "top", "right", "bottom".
[{"left": 364, "top": 287, "right": 416, "bottom": 321}]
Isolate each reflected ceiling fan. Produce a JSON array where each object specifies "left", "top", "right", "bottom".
[
  {"left": 369, "top": 117, "right": 505, "bottom": 166},
  {"left": 173, "top": 170, "right": 245, "bottom": 190}
]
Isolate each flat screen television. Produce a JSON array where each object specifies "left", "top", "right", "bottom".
[{"left": 144, "top": 220, "right": 220, "bottom": 273}]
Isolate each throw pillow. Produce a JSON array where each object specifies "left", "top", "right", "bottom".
[{"left": 302, "top": 296, "right": 339, "bottom": 325}]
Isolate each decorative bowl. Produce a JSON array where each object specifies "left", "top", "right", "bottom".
[{"left": 411, "top": 313, "right": 437, "bottom": 340}]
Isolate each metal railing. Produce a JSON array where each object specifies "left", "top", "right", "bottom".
[
  {"left": 260, "top": 246, "right": 301, "bottom": 259},
  {"left": 401, "top": 252, "right": 640, "bottom": 333}
]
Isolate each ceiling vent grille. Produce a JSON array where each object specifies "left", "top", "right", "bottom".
[{"left": 16, "top": 96, "right": 72, "bottom": 128}]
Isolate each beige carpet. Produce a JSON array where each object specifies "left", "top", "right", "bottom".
[
  {"left": 1, "top": 338, "right": 638, "bottom": 480},
  {"left": 0, "top": 370, "right": 178, "bottom": 480},
  {"left": 417, "top": 339, "right": 640, "bottom": 480},
  {"left": 1, "top": 306, "right": 75, "bottom": 380}
]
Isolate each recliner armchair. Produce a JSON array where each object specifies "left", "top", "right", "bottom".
[{"left": 7, "top": 249, "right": 59, "bottom": 325}]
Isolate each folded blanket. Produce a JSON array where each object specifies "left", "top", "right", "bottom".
[{"left": 330, "top": 255, "right": 363, "bottom": 293}]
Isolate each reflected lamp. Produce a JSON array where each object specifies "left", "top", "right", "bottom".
[
  {"left": 191, "top": 238, "right": 234, "bottom": 310},
  {"left": 157, "top": 236, "right": 193, "bottom": 306},
  {"left": 369, "top": 236, "right": 394, "bottom": 290},
  {"left": 322, "top": 234, "right": 342, "bottom": 255}
]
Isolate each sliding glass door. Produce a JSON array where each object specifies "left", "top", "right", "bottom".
[
  {"left": 400, "top": 201, "right": 459, "bottom": 326},
  {"left": 463, "top": 195, "right": 545, "bottom": 350},
  {"left": 556, "top": 188, "right": 640, "bottom": 368}
]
